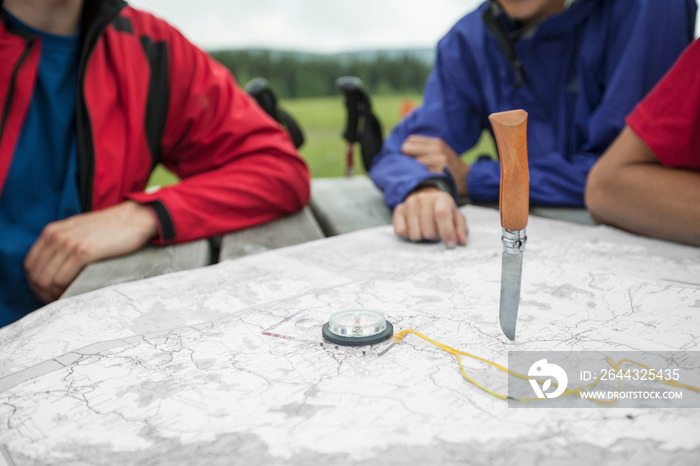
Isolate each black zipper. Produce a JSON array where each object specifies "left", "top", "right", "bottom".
[
  {"left": 482, "top": 2, "right": 524, "bottom": 87},
  {"left": 75, "top": 54, "right": 96, "bottom": 213},
  {"left": 0, "top": 38, "right": 34, "bottom": 150},
  {"left": 75, "top": 0, "right": 126, "bottom": 212},
  {"left": 481, "top": 3, "right": 555, "bottom": 124}
]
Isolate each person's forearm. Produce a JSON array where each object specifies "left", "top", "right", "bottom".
[{"left": 588, "top": 164, "right": 700, "bottom": 246}]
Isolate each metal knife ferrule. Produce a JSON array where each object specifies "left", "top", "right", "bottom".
[{"left": 501, "top": 228, "right": 527, "bottom": 254}]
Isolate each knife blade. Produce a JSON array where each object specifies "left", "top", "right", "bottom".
[{"left": 488, "top": 110, "right": 529, "bottom": 340}]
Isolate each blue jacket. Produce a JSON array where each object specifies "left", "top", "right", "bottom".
[{"left": 370, "top": 0, "right": 697, "bottom": 208}]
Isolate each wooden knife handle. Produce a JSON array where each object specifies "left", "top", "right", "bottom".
[{"left": 489, "top": 110, "right": 529, "bottom": 231}]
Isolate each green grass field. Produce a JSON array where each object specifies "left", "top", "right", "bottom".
[{"left": 147, "top": 94, "right": 496, "bottom": 187}]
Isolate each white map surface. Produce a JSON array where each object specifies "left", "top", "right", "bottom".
[{"left": 0, "top": 206, "right": 699, "bottom": 465}]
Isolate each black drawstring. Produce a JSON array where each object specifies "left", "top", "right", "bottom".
[{"left": 482, "top": 1, "right": 526, "bottom": 87}]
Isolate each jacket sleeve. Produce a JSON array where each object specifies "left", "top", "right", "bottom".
[
  {"left": 467, "top": 0, "right": 697, "bottom": 207},
  {"left": 127, "top": 28, "right": 310, "bottom": 245},
  {"left": 369, "top": 26, "right": 487, "bottom": 210}
]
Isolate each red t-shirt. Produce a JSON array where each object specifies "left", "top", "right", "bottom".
[{"left": 627, "top": 40, "right": 700, "bottom": 171}]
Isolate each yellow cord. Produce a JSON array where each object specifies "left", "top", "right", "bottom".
[{"left": 392, "top": 329, "right": 700, "bottom": 404}]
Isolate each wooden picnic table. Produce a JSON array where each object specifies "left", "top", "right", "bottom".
[
  {"left": 3, "top": 202, "right": 698, "bottom": 464},
  {"left": 62, "top": 175, "right": 594, "bottom": 298}
]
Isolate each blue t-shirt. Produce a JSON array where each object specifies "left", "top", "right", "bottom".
[{"left": 0, "top": 11, "right": 81, "bottom": 327}]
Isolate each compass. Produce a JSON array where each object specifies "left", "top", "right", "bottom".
[{"left": 322, "top": 310, "right": 394, "bottom": 346}]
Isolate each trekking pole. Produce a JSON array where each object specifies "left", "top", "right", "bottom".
[
  {"left": 336, "top": 76, "right": 384, "bottom": 176},
  {"left": 336, "top": 76, "right": 365, "bottom": 177},
  {"left": 245, "top": 77, "right": 305, "bottom": 149}
]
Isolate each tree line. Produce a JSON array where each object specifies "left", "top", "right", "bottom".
[{"left": 210, "top": 49, "right": 433, "bottom": 99}]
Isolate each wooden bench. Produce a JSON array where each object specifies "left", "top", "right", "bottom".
[
  {"left": 219, "top": 207, "right": 324, "bottom": 261},
  {"left": 62, "top": 176, "right": 593, "bottom": 299},
  {"left": 62, "top": 207, "right": 323, "bottom": 298},
  {"left": 62, "top": 239, "right": 212, "bottom": 298},
  {"left": 310, "top": 175, "right": 594, "bottom": 236},
  {"left": 310, "top": 175, "right": 392, "bottom": 236}
]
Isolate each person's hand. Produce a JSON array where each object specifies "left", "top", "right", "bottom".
[
  {"left": 24, "top": 201, "right": 158, "bottom": 303},
  {"left": 393, "top": 187, "right": 468, "bottom": 248},
  {"left": 401, "top": 135, "right": 470, "bottom": 196}
]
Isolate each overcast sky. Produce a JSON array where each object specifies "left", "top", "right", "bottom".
[
  {"left": 127, "top": 0, "right": 482, "bottom": 53},
  {"left": 127, "top": 0, "right": 700, "bottom": 53}
]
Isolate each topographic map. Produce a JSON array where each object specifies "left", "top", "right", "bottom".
[{"left": 0, "top": 206, "right": 699, "bottom": 465}]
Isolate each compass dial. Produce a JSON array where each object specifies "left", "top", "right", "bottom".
[{"left": 322, "top": 310, "right": 393, "bottom": 346}]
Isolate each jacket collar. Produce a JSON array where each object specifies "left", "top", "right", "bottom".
[
  {"left": 80, "top": 0, "right": 127, "bottom": 43},
  {"left": 488, "top": 0, "right": 600, "bottom": 40},
  {"left": 0, "top": 0, "right": 127, "bottom": 43}
]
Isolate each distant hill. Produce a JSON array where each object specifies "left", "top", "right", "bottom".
[
  {"left": 209, "top": 48, "right": 435, "bottom": 99},
  {"left": 210, "top": 47, "right": 436, "bottom": 65},
  {"left": 333, "top": 48, "right": 435, "bottom": 65}
]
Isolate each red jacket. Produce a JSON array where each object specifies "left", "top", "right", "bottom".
[{"left": 0, "top": 0, "right": 310, "bottom": 244}]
